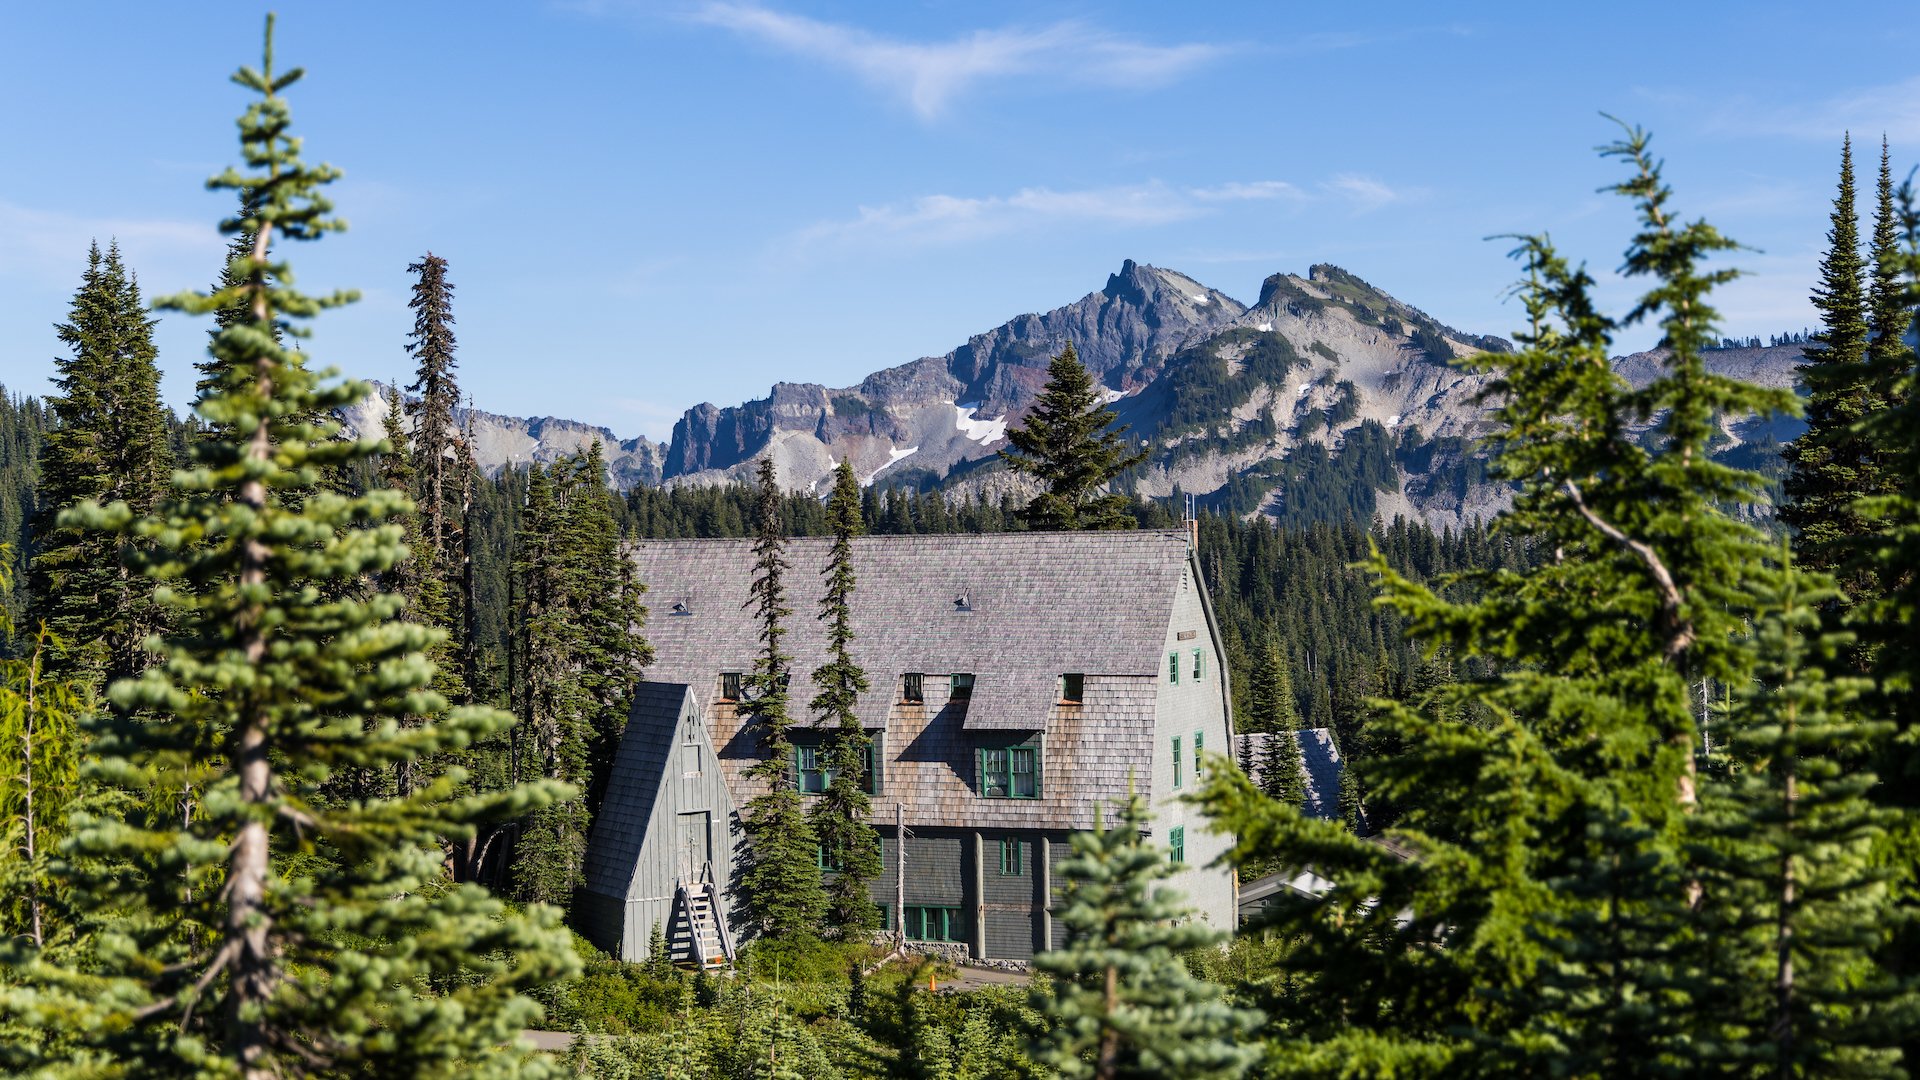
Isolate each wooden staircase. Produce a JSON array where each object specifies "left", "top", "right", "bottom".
[{"left": 674, "top": 865, "right": 734, "bottom": 970}]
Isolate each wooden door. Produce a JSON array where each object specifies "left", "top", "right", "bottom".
[{"left": 677, "top": 811, "right": 710, "bottom": 882}]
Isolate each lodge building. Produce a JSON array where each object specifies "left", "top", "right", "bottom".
[{"left": 577, "top": 529, "right": 1238, "bottom": 965}]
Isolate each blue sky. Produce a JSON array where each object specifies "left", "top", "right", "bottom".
[{"left": 2, "top": 2, "right": 1916, "bottom": 441}]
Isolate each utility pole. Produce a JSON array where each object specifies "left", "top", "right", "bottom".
[{"left": 896, "top": 802, "right": 906, "bottom": 949}]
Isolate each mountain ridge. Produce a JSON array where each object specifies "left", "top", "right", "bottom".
[{"left": 341, "top": 260, "right": 1804, "bottom": 531}]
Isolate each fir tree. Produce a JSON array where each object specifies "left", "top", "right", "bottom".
[
  {"left": 1248, "top": 630, "right": 1306, "bottom": 808},
  {"left": 1691, "top": 559, "right": 1910, "bottom": 1076},
  {"left": 1194, "top": 122, "right": 1802, "bottom": 1075},
  {"left": 1856, "top": 156, "right": 1920, "bottom": 1074},
  {"left": 0, "top": 619, "right": 85, "bottom": 950},
  {"left": 1030, "top": 786, "right": 1256, "bottom": 1080},
  {"left": 404, "top": 253, "right": 460, "bottom": 566},
  {"left": 1000, "top": 342, "right": 1148, "bottom": 531},
  {"left": 809, "top": 459, "right": 880, "bottom": 938},
  {"left": 510, "top": 459, "right": 592, "bottom": 907},
  {"left": 1782, "top": 135, "right": 1881, "bottom": 595},
  {"left": 28, "top": 241, "right": 170, "bottom": 691},
  {"left": 737, "top": 457, "right": 827, "bottom": 938},
  {"left": 7, "top": 21, "right": 579, "bottom": 1075}
]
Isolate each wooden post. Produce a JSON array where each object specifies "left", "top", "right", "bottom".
[
  {"left": 1038, "top": 834, "right": 1052, "bottom": 953},
  {"left": 972, "top": 830, "right": 986, "bottom": 960},
  {"left": 895, "top": 803, "right": 906, "bottom": 949}
]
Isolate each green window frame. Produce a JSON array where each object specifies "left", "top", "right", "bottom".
[
  {"left": 1170, "top": 825, "right": 1185, "bottom": 864},
  {"left": 1168, "top": 652, "right": 1180, "bottom": 684},
  {"left": 1061, "top": 673, "right": 1084, "bottom": 703},
  {"left": 905, "top": 906, "right": 965, "bottom": 942},
  {"left": 796, "top": 745, "right": 826, "bottom": 793},
  {"left": 902, "top": 672, "right": 924, "bottom": 702},
  {"left": 978, "top": 745, "right": 1040, "bottom": 799},
  {"left": 1172, "top": 735, "right": 1183, "bottom": 789},
  {"left": 1194, "top": 731, "right": 1204, "bottom": 782},
  {"left": 950, "top": 673, "right": 975, "bottom": 701},
  {"left": 1192, "top": 649, "right": 1204, "bottom": 680},
  {"left": 816, "top": 843, "right": 843, "bottom": 871},
  {"left": 794, "top": 743, "right": 876, "bottom": 796},
  {"left": 999, "top": 837, "right": 1023, "bottom": 876}
]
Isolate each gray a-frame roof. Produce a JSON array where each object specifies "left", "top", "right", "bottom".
[{"left": 581, "top": 681, "right": 700, "bottom": 901}]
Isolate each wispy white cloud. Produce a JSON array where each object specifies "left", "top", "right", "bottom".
[
  {"left": 1713, "top": 75, "right": 1920, "bottom": 143},
  {"left": 686, "top": 2, "right": 1228, "bottom": 119},
  {"left": 0, "top": 199, "right": 218, "bottom": 280},
  {"left": 787, "top": 179, "right": 1306, "bottom": 251},
  {"left": 1321, "top": 174, "right": 1404, "bottom": 212},
  {"left": 1190, "top": 180, "right": 1306, "bottom": 202}
]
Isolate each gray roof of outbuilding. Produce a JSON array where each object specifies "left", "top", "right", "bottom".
[
  {"left": 1234, "top": 728, "right": 1344, "bottom": 821},
  {"left": 633, "top": 529, "right": 1195, "bottom": 718},
  {"left": 581, "top": 681, "right": 692, "bottom": 899}
]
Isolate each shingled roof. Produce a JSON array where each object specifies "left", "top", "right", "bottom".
[
  {"left": 634, "top": 529, "right": 1194, "bottom": 696},
  {"left": 581, "top": 682, "right": 693, "bottom": 899},
  {"left": 629, "top": 529, "right": 1203, "bottom": 831}
]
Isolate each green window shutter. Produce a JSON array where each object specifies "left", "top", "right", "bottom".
[
  {"left": 1193, "top": 648, "right": 1204, "bottom": 680},
  {"left": 1169, "top": 652, "right": 1180, "bottom": 684},
  {"left": 1170, "top": 826, "right": 1185, "bottom": 863},
  {"left": 1032, "top": 740, "right": 1044, "bottom": 799},
  {"left": 1173, "top": 735, "right": 1182, "bottom": 789},
  {"left": 1194, "top": 731, "right": 1204, "bottom": 781}
]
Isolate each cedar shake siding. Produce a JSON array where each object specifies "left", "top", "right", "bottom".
[{"left": 582, "top": 529, "right": 1238, "bottom": 961}]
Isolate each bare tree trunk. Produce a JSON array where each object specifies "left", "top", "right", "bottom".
[
  {"left": 1774, "top": 702, "right": 1800, "bottom": 1071},
  {"left": 23, "top": 642, "right": 42, "bottom": 948},
  {"left": 227, "top": 225, "right": 280, "bottom": 1080},
  {"left": 1097, "top": 962, "right": 1120, "bottom": 1080}
]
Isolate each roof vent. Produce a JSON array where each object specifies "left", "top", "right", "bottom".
[
  {"left": 953, "top": 595, "right": 971, "bottom": 612},
  {"left": 670, "top": 601, "right": 691, "bottom": 616}
]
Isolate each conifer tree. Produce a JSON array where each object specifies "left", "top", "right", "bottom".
[
  {"left": 404, "top": 253, "right": 460, "bottom": 563},
  {"left": 1000, "top": 343, "right": 1147, "bottom": 531},
  {"left": 510, "top": 460, "right": 591, "bottom": 907},
  {"left": 1691, "top": 559, "right": 1910, "bottom": 1076},
  {"left": 28, "top": 241, "right": 170, "bottom": 690},
  {"left": 737, "top": 457, "right": 827, "bottom": 938},
  {"left": 1194, "top": 123, "right": 1804, "bottom": 1075},
  {"left": 6, "top": 21, "right": 579, "bottom": 1075},
  {"left": 809, "top": 459, "right": 880, "bottom": 937},
  {"left": 1856, "top": 156, "right": 1920, "bottom": 1074},
  {"left": 0, "top": 618, "right": 85, "bottom": 950},
  {"left": 1030, "top": 787, "right": 1255, "bottom": 1080},
  {"left": 1248, "top": 630, "right": 1306, "bottom": 808},
  {"left": 1782, "top": 136, "right": 1882, "bottom": 596}
]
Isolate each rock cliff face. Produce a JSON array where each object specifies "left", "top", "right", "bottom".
[
  {"left": 346, "top": 260, "right": 1806, "bottom": 532},
  {"left": 338, "top": 385, "right": 667, "bottom": 487}
]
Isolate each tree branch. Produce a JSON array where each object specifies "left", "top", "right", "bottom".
[{"left": 1562, "top": 479, "right": 1695, "bottom": 660}]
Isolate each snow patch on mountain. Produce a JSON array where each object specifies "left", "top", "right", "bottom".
[{"left": 954, "top": 403, "right": 1008, "bottom": 444}]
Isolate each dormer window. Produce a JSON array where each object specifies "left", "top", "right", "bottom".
[
  {"left": 950, "top": 673, "right": 975, "bottom": 701},
  {"left": 1060, "top": 673, "right": 1084, "bottom": 703},
  {"left": 902, "top": 672, "right": 924, "bottom": 703},
  {"left": 720, "top": 672, "right": 743, "bottom": 701}
]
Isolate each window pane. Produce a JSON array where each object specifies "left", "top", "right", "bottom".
[
  {"left": 722, "top": 672, "right": 742, "bottom": 699},
  {"left": 1011, "top": 748, "right": 1036, "bottom": 798},
  {"left": 1193, "top": 649, "right": 1204, "bottom": 679},
  {"left": 1169, "top": 653, "right": 1179, "bottom": 684},
  {"left": 951, "top": 673, "right": 974, "bottom": 700},
  {"left": 1061, "top": 673, "right": 1084, "bottom": 702},
  {"left": 903, "top": 672, "right": 923, "bottom": 702},
  {"left": 984, "top": 749, "right": 1008, "bottom": 797},
  {"left": 1173, "top": 736, "right": 1183, "bottom": 789}
]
